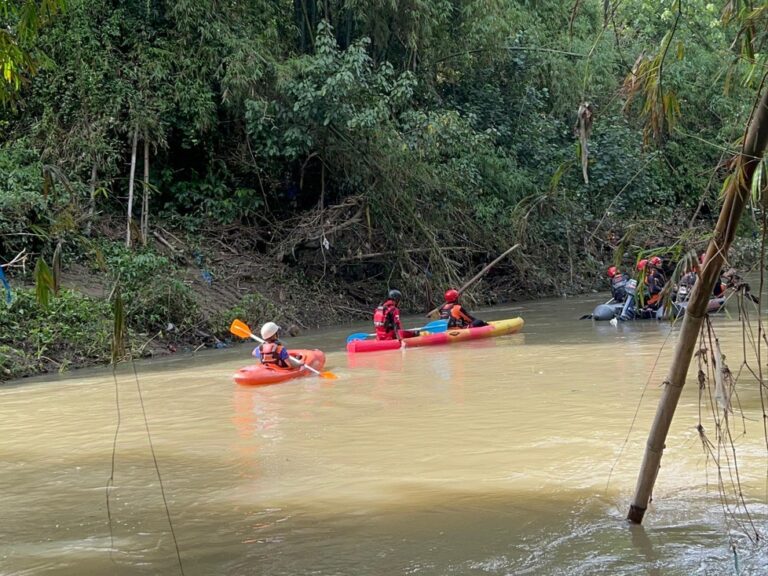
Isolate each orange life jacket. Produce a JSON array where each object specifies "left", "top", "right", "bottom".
[
  {"left": 259, "top": 341, "right": 289, "bottom": 368},
  {"left": 439, "top": 303, "right": 472, "bottom": 329}
]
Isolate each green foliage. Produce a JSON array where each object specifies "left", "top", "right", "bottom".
[
  {"left": 99, "top": 243, "right": 198, "bottom": 332},
  {"left": 0, "top": 139, "right": 48, "bottom": 253},
  {"left": 0, "top": 289, "right": 113, "bottom": 380},
  {"left": 1, "top": 0, "right": 765, "bottom": 322},
  {"left": 209, "top": 292, "right": 284, "bottom": 339},
  {"left": 0, "top": 0, "right": 66, "bottom": 105},
  {"left": 33, "top": 256, "right": 54, "bottom": 309}
]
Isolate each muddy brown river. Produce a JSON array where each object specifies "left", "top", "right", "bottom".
[{"left": 2, "top": 294, "right": 767, "bottom": 575}]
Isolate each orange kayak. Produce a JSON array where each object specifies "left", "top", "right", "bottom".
[{"left": 233, "top": 349, "right": 326, "bottom": 386}]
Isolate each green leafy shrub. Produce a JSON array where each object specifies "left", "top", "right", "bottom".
[
  {"left": 0, "top": 140, "right": 49, "bottom": 254},
  {"left": 0, "top": 289, "right": 113, "bottom": 380},
  {"left": 100, "top": 243, "right": 198, "bottom": 333},
  {"left": 209, "top": 292, "right": 284, "bottom": 339}
]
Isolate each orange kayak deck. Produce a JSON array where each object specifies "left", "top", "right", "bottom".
[{"left": 233, "top": 349, "right": 326, "bottom": 385}]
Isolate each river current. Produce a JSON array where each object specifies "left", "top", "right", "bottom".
[{"left": 2, "top": 293, "right": 768, "bottom": 575}]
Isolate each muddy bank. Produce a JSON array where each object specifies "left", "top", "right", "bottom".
[{"left": 1, "top": 224, "right": 759, "bottom": 382}]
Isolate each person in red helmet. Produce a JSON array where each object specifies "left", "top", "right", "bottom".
[
  {"left": 438, "top": 289, "right": 488, "bottom": 329},
  {"left": 633, "top": 256, "right": 666, "bottom": 313},
  {"left": 373, "top": 289, "right": 419, "bottom": 341},
  {"left": 607, "top": 266, "right": 629, "bottom": 302}
]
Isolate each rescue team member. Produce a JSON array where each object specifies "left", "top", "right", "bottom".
[
  {"left": 373, "top": 289, "right": 419, "bottom": 341},
  {"left": 252, "top": 322, "right": 304, "bottom": 369},
  {"left": 607, "top": 266, "right": 628, "bottom": 302},
  {"left": 439, "top": 289, "right": 488, "bottom": 329},
  {"left": 643, "top": 256, "right": 665, "bottom": 309}
]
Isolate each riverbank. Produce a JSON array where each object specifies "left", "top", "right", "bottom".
[
  {"left": 0, "top": 232, "right": 537, "bottom": 381},
  {"left": 1, "top": 221, "right": 759, "bottom": 382}
]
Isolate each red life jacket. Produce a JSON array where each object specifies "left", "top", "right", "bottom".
[
  {"left": 259, "top": 341, "right": 289, "bottom": 368},
  {"left": 373, "top": 299, "right": 398, "bottom": 339}
]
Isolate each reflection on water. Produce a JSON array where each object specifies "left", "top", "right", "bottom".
[{"left": 1, "top": 294, "right": 767, "bottom": 574}]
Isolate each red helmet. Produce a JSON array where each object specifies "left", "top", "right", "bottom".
[
  {"left": 649, "top": 256, "right": 662, "bottom": 267},
  {"left": 637, "top": 259, "right": 648, "bottom": 271},
  {"left": 607, "top": 266, "right": 618, "bottom": 278},
  {"left": 444, "top": 289, "right": 459, "bottom": 303}
]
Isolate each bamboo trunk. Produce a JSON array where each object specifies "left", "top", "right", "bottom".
[
  {"left": 84, "top": 161, "right": 98, "bottom": 237},
  {"left": 628, "top": 85, "right": 768, "bottom": 524},
  {"left": 126, "top": 127, "right": 139, "bottom": 248},
  {"left": 141, "top": 136, "right": 149, "bottom": 246}
]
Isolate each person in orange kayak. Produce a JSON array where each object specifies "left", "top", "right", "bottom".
[
  {"left": 252, "top": 322, "right": 303, "bottom": 368},
  {"left": 373, "top": 289, "right": 419, "bottom": 341},
  {"left": 439, "top": 289, "right": 488, "bottom": 329}
]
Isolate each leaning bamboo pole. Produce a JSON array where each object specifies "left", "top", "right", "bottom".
[
  {"left": 126, "top": 127, "right": 139, "bottom": 248},
  {"left": 628, "top": 84, "right": 768, "bottom": 524}
]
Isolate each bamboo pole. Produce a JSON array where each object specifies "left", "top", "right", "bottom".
[
  {"left": 141, "top": 135, "right": 149, "bottom": 246},
  {"left": 126, "top": 127, "right": 139, "bottom": 248},
  {"left": 627, "top": 84, "right": 768, "bottom": 524},
  {"left": 85, "top": 161, "right": 97, "bottom": 237}
]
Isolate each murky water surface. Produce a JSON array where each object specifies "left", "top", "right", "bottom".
[{"left": 2, "top": 293, "right": 768, "bottom": 575}]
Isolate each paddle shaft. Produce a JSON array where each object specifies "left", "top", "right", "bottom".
[{"left": 426, "top": 243, "right": 520, "bottom": 318}]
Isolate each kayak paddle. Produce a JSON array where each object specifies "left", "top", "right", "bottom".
[
  {"left": 229, "top": 319, "right": 338, "bottom": 380},
  {"left": 345, "top": 319, "right": 449, "bottom": 343}
]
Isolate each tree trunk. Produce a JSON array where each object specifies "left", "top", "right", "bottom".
[
  {"left": 141, "top": 135, "right": 149, "bottom": 246},
  {"left": 294, "top": 0, "right": 305, "bottom": 52},
  {"left": 628, "top": 83, "right": 768, "bottom": 524},
  {"left": 84, "top": 161, "right": 98, "bottom": 237},
  {"left": 126, "top": 127, "right": 139, "bottom": 248}
]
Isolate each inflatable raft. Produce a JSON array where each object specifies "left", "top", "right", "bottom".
[
  {"left": 591, "top": 297, "right": 725, "bottom": 321},
  {"left": 233, "top": 349, "right": 326, "bottom": 385},
  {"left": 346, "top": 317, "right": 524, "bottom": 354}
]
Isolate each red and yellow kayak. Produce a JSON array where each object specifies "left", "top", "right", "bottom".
[
  {"left": 346, "top": 317, "right": 524, "bottom": 354},
  {"left": 233, "top": 349, "right": 326, "bottom": 386}
]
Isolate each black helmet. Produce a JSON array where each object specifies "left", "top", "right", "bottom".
[{"left": 387, "top": 289, "right": 402, "bottom": 302}]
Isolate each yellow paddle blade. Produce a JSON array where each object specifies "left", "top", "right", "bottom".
[
  {"left": 319, "top": 371, "right": 338, "bottom": 380},
  {"left": 229, "top": 319, "right": 254, "bottom": 340}
]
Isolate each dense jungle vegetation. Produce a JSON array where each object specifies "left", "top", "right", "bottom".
[{"left": 1, "top": 0, "right": 766, "bottom": 379}]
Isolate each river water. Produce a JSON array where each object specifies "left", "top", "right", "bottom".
[{"left": 2, "top": 293, "right": 768, "bottom": 575}]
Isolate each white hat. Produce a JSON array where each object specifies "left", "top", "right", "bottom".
[{"left": 260, "top": 322, "right": 281, "bottom": 339}]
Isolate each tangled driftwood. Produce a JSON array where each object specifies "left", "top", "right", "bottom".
[{"left": 271, "top": 196, "right": 364, "bottom": 262}]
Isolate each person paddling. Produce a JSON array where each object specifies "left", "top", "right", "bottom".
[
  {"left": 252, "top": 322, "right": 304, "bottom": 369},
  {"left": 439, "top": 289, "right": 488, "bottom": 329},
  {"left": 373, "top": 289, "right": 419, "bottom": 341}
]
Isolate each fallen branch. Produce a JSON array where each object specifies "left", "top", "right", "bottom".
[
  {"left": 339, "top": 246, "right": 473, "bottom": 262},
  {"left": 426, "top": 243, "right": 521, "bottom": 318},
  {"left": 1, "top": 249, "right": 28, "bottom": 269},
  {"left": 153, "top": 230, "right": 180, "bottom": 254}
]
